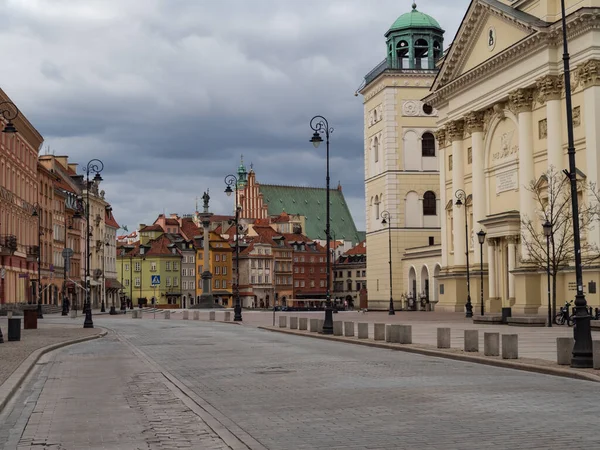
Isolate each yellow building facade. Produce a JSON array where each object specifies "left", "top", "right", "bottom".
[
  {"left": 360, "top": 4, "right": 443, "bottom": 310},
  {"left": 426, "top": 0, "right": 600, "bottom": 314}
]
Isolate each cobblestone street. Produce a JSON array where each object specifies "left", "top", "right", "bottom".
[{"left": 2, "top": 317, "right": 600, "bottom": 449}]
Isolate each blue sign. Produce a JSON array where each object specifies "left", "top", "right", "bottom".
[{"left": 151, "top": 275, "right": 161, "bottom": 286}]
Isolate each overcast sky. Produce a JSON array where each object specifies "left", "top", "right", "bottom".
[{"left": 3, "top": 0, "right": 470, "bottom": 233}]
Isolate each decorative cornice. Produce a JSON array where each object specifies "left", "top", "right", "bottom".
[
  {"left": 447, "top": 120, "right": 465, "bottom": 142},
  {"left": 464, "top": 111, "right": 485, "bottom": 133},
  {"left": 435, "top": 128, "right": 447, "bottom": 148},
  {"left": 576, "top": 58, "right": 600, "bottom": 89},
  {"left": 508, "top": 88, "right": 534, "bottom": 114},
  {"left": 536, "top": 75, "right": 563, "bottom": 103}
]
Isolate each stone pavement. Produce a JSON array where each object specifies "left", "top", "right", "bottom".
[
  {"left": 0, "top": 332, "right": 233, "bottom": 450},
  {"left": 23, "top": 317, "right": 598, "bottom": 450}
]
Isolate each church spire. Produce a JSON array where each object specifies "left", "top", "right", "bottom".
[{"left": 237, "top": 154, "right": 248, "bottom": 188}]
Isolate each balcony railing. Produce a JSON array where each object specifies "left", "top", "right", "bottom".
[
  {"left": 364, "top": 58, "right": 438, "bottom": 87},
  {"left": 26, "top": 245, "right": 39, "bottom": 262},
  {"left": 0, "top": 235, "right": 17, "bottom": 256}
]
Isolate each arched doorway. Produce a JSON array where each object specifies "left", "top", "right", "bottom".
[
  {"left": 421, "top": 265, "right": 430, "bottom": 308},
  {"left": 408, "top": 266, "right": 417, "bottom": 299},
  {"left": 433, "top": 264, "right": 441, "bottom": 305}
]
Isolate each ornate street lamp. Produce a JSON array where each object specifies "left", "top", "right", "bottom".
[
  {"left": 310, "top": 115, "right": 334, "bottom": 334},
  {"left": 380, "top": 210, "right": 395, "bottom": 315},
  {"left": 543, "top": 220, "right": 552, "bottom": 328},
  {"left": 0, "top": 101, "right": 19, "bottom": 134},
  {"left": 225, "top": 174, "right": 243, "bottom": 321},
  {"left": 81, "top": 159, "right": 104, "bottom": 329},
  {"left": 477, "top": 229, "right": 486, "bottom": 316},
  {"left": 32, "top": 203, "right": 43, "bottom": 319},
  {"left": 455, "top": 189, "right": 472, "bottom": 317}
]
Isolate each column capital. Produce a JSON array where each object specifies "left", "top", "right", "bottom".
[
  {"left": 508, "top": 88, "right": 534, "bottom": 114},
  {"left": 465, "top": 111, "right": 485, "bottom": 133},
  {"left": 576, "top": 59, "right": 600, "bottom": 89},
  {"left": 446, "top": 120, "right": 465, "bottom": 142},
  {"left": 536, "top": 75, "right": 563, "bottom": 103},
  {"left": 506, "top": 235, "right": 519, "bottom": 245},
  {"left": 434, "top": 128, "right": 447, "bottom": 148}
]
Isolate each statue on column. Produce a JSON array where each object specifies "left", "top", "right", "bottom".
[{"left": 202, "top": 190, "right": 210, "bottom": 213}]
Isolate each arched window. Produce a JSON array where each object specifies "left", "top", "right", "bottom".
[
  {"left": 396, "top": 41, "right": 409, "bottom": 68},
  {"left": 423, "top": 191, "right": 437, "bottom": 216},
  {"left": 373, "top": 109, "right": 378, "bottom": 122},
  {"left": 373, "top": 136, "right": 379, "bottom": 163},
  {"left": 422, "top": 132, "right": 436, "bottom": 157},
  {"left": 374, "top": 195, "right": 380, "bottom": 219}
]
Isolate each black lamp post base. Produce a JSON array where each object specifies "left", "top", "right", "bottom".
[
  {"left": 83, "top": 311, "right": 94, "bottom": 329},
  {"left": 465, "top": 299, "right": 473, "bottom": 318},
  {"left": 234, "top": 303, "right": 243, "bottom": 321},
  {"left": 571, "top": 298, "right": 594, "bottom": 368},
  {"left": 109, "top": 306, "right": 117, "bottom": 315},
  {"left": 100, "top": 302, "right": 106, "bottom": 313},
  {"left": 37, "top": 303, "right": 44, "bottom": 319},
  {"left": 322, "top": 307, "right": 334, "bottom": 334},
  {"left": 389, "top": 298, "right": 395, "bottom": 315}
]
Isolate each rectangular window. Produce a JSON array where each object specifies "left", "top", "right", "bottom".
[
  {"left": 198, "top": 265, "right": 203, "bottom": 274},
  {"left": 251, "top": 275, "right": 256, "bottom": 284},
  {"left": 301, "top": 281, "right": 305, "bottom": 288},
  {"left": 125, "top": 263, "right": 130, "bottom": 271},
  {"left": 265, "top": 260, "right": 270, "bottom": 268},
  {"left": 182, "top": 268, "right": 187, "bottom": 277},
  {"left": 356, "top": 282, "right": 361, "bottom": 291},
  {"left": 151, "top": 262, "right": 157, "bottom": 272},
  {"left": 310, "top": 280, "right": 315, "bottom": 288},
  {"left": 182, "top": 256, "right": 187, "bottom": 264},
  {"left": 166, "top": 277, "right": 171, "bottom": 287},
  {"left": 362, "top": 270, "right": 366, "bottom": 277},
  {"left": 125, "top": 279, "right": 130, "bottom": 287},
  {"left": 190, "top": 255, "right": 195, "bottom": 263},
  {"left": 174, "top": 278, "right": 179, "bottom": 287},
  {"left": 257, "top": 260, "right": 263, "bottom": 269},
  {"left": 310, "top": 256, "right": 315, "bottom": 263},
  {"left": 173, "top": 262, "right": 178, "bottom": 271},
  {"left": 320, "top": 267, "right": 325, "bottom": 273},
  {"left": 223, "top": 267, "right": 227, "bottom": 275},
  {"left": 182, "top": 281, "right": 187, "bottom": 290},
  {"left": 215, "top": 266, "right": 220, "bottom": 275},
  {"left": 166, "top": 262, "right": 171, "bottom": 271},
  {"left": 301, "top": 267, "right": 305, "bottom": 274},
  {"left": 356, "top": 271, "right": 360, "bottom": 277},
  {"left": 215, "top": 279, "right": 220, "bottom": 289},
  {"left": 300, "top": 256, "right": 305, "bottom": 262},
  {"left": 222, "top": 254, "right": 227, "bottom": 262},
  {"left": 310, "top": 267, "right": 314, "bottom": 273},
  {"left": 134, "top": 277, "right": 140, "bottom": 287},
  {"left": 258, "top": 275, "right": 263, "bottom": 283},
  {"left": 215, "top": 254, "right": 220, "bottom": 262},
  {"left": 293, "top": 257, "right": 298, "bottom": 262},
  {"left": 319, "top": 257, "right": 324, "bottom": 263},
  {"left": 347, "top": 271, "right": 351, "bottom": 277},
  {"left": 320, "top": 280, "right": 325, "bottom": 287},
  {"left": 295, "top": 280, "right": 299, "bottom": 287},
  {"left": 294, "top": 267, "right": 299, "bottom": 273},
  {"left": 134, "top": 262, "right": 140, "bottom": 272},
  {"left": 265, "top": 275, "right": 270, "bottom": 283},
  {"left": 190, "top": 281, "right": 195, "bottom": 289}
]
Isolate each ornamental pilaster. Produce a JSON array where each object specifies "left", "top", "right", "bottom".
[
  {"left": 576, "top": 59, "right": 600, "bottom": 89},
  {"left": 508, "top": 88, "right": 534, "bottom": 114},
  {"left": 465, "top": 111, "right": 485, "bottom": 134},
  {"left": 434, "top": 128, "right": 447, "bottom": 148},
  {"left": 536, "top": 75, "right": 563, "bottom": 104},
  {"left": 446, "top": 120, "right": 465, "bottom": 142}
]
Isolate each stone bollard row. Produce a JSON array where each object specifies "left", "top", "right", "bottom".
[
  {"left": 374, "top": 323, "right": 385, "bottom": 341},
  {"left": 299, "top": 318, "right": 308, "bottom": 331},
  {"left": 385, "top": 325, "right": 392, "bottom": 343},
  {"left": 502, "top": 334, "right": 518, "bottom": 359},
  {"left": 164, "top": 311, "right": 171, "bottom": 320},
  {"left": 290, "top": 317, "right": 298, "bottom": 330},
  {"left": 437, "top": 328, "right": 451, "bottom": 349},
  {"left": 182, "top": 310, "right": 189, "bottom": 320},
  {"left": 279, "top": 316, "right": 287, "bottom": 328},
  {"left": 209, "top": 311, "right": 216, "bottom": 321},
  {"left": 309, "top": 318, "right": 319, "bottom": 332},
  {"left": 357, "top": 323, "right": 368, "bottom": 339},
  {"left": 344, "top": 322, "right": 354, "bottom": 337},
  {"left": 193, "top": 311, "right": 200, "bottom": 320},
  {"left": 557, "top": 337, "right": 574, "bottom": 365},
  {"left": 464, "top": 330, "right": 479, "bottom": 352},
  {"left": 333, "top": 321, "right": 343, "bottom": 336},
  {"left": 484, "top": 332, "right": 499, "bottom": 356},
  {"left": 224, "top": 311, "right": 231, "bottom": 322}
]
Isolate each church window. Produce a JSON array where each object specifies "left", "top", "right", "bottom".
[
  {"left": 374, "top": 196, "right": 380, "bottom": 219},
  {"left": 422, "top": 132, "right": 435, "bottom": 157},
  {"left": 373, "top": 109, "right": 378, "bottom": 122},
  {"left": 423, "top": 191, "right": 436, "bottom": 216},
  {"left": 373, "top": 136, "right": 379, "bottom": 163}
]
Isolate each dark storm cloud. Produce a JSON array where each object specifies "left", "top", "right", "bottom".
[{"left": 2, "top": 0, "right": 469, "bottom": 232}]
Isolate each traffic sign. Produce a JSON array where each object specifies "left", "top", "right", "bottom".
[{"left": 151, "top": 275, "right": 161, "bottom": 286}]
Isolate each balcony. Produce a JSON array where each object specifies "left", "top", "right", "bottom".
[
  {"left": 0, "top": 235, "right": 17, "bottom": 256},
  {"left": 26, "top": 245, "right": 40, "bottom": 262}
]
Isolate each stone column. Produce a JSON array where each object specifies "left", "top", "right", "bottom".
[
  {"left": 488, "top": 238, "right": 497, "bottom": 299},
  {"left": 537, "top": 75, "right": 564, "bottom": 171},
  {"left": 509, "top": 88, "right": 535, "bottom": 261},
  {"left": 579, "top": 60, "right": 600, "bottom": 250},
  {"left": 466, "top": 112, "right": 485, "bottom": 263},
  {"left": 198, "top": 213, "right": 214, "bottom": 307},
  {"left": 448, "top": 120, "right": 466, "bottom": 267},
  {"left": 507, "top": 236, "right": 517, "bottom": 300},
  {"left": 435, "top": 128, "right": 448, "bottom": 267}
]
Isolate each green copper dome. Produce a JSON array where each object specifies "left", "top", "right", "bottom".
[{"left": 387, "top": 3, "right": 442, "bottom": 34}]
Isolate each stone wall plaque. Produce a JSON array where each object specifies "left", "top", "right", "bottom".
[{"left": 496, "top": 170, "right": 518, "bottom": 194}]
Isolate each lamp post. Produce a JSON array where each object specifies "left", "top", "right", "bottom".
[
  {"left": 454, "top": 189, "right": 472, "bottom": 317},
  {"left": 224, "top": 174, "right": 243, "bottom": 322},
  {"left": 543, "top": 220, "right": 552, "bottom": 328},
  {"left": 129, "top": 251, "right": 133, "bottom": 309},
  {"left": 380, "top": 210, "right": 395, "bottom": 315},
  {"left": 309, "top": 115, "right": 334, "bottom": 335},
  {"left": 32, "top": 203, "right": 43, "bottom": 319},
  {"left": 477, "top": 230, "right": 486, "bottom": 316},
  {"left": 82, "top": 159, "right": 103, "bottom": 329},
  {"left": 120, "top": 247, "right": 126, "bottom": 313},
  {"left": 101, "top": 240, "right": 107, "bottom": 313},
  {"left": 559, "top": 0, "right": 593, "bottom": 367}
]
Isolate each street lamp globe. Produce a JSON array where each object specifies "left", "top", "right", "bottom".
[
  {"left": 477, "top": 229, "right": 486, "bottom": 245},
  {"left": 310, "top": 131, "right": 323, "bottom": 148},
  {"left": 225, "top": 185, "right": 233, "bottom": 197},
  {"left": 543, "top": 220, "right": 552, "bottom": 238}
]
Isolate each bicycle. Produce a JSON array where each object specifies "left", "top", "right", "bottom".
[{"left": 555, "top": 300, "right": 574, "bottom": 326}]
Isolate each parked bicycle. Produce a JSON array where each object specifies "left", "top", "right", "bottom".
[{"left": 555, "top": 300, "right": 574, "bottom": 326}]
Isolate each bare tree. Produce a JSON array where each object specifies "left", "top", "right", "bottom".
[{"left": 521, "top": 167, "right": 599, "bottom": 319}]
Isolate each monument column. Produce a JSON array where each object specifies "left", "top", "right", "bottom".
[
  {"left": 435, "top": 128, "right": 448, "bottom": 267},
  {"left": 466, "top": 112, "right": 485, "bottom": 263},
  {"left": 509, "top": 88, "right": 535, "bottom": 260},
  {"left": 448, "top": 120, "right": 466, "bottom": 267},
  {"left": 198, "top": 191, "right": 214, "bottom": 308},
  {"left": 537, "top": 75, "right": 564, "bottom": 171}
]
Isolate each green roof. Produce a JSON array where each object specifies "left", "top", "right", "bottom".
[
  {"left": 388, "top": 3, "right": 442, "bottom": 34},
  {"left": 259, "top": 184, "right": 362, "bottom": 244}
]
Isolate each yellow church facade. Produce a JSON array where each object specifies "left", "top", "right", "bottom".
[{"left": 426, "top": 0, "right": 600, "bottom": 314}]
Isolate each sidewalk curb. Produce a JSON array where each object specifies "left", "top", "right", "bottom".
[
  {"left": 259, "top": 326, "right": 600, "bottom": 383},
  {"left": 0, "top": 329, "right": 107, "bottom": 412}
]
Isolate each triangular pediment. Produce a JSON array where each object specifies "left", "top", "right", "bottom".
[{"left": 432, "top": 0, "right": 547, "bottom": 91}]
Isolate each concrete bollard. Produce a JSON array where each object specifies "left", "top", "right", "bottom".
[
  {"left": 374, "top": 323, "right": 386, "bottom": 341},
  {"left": 484, "top": 332, "right": 500, "bottom": 356},
  {"left": 593, "top": 341, "right": 600, "bottom": 370},
  {"left": 502, "top": 334, "right": 518, "bottom": 359},
  {"left": 556, "top": 337, "right": 574, "bottom": 365},
  {"left": 358, "top": 323, "right": 368, "bottom": 339},
  {"left": 193, "top": 311, "right": 200, "bottom": 320},
  {"left": 464, "top": 330, "right": 479, "bottom": 352},
  {"left": 137, "top": 310, "right": 143, "bottom": 319},
  {"left": 224, "top": 311, "right": 231, "bottom": 322},
  {"left": 279, "top": 316, "right": 287, "bottom": 328},
  {"left": 69, "top": 310, "right": 77, "bottom": 319},
  {"left": 437, "top": 328, "right": 451, "bottom": 349},
  {"left": 309, "top": 318, "right": 319, "bottom": 332},
  {"left": 385, "top": 325, "right": 392, "bottom": 342},
  {"left": 209, "top": 311, "right": 216, "bottom": 321},
  {"left": 290, "top": 317, "right": 298, "bottom": 330},
  {"left": 131, "top": 310, "right": 137, "bottom": 319},
  {"left": 299, "top": 318, "right": 308, "bottom": 330},
  {"left": 182, "top": 310, "right": 189, "bottom": 320},
  {"left": 318, "top": 319, "right": 324, "bottom": 333},
  {"left": 398, "top": 325, "right": 412, "bottom": 344},
  {"left": 164, "top": 311, "right": 171, "bottom": 319},
  {"left": 333, "top": 321, "right": 343, "bottom": 336},
  {"left": 344, "top": 322, "right": 355, "bottom": 337}
]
